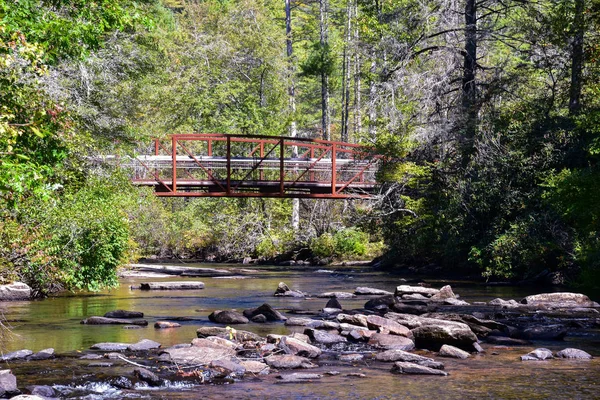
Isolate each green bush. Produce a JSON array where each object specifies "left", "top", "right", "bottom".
[{"left": 310, "top": 228, "right": 370, "bottom": 259}]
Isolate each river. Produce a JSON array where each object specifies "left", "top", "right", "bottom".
[{"left": 0, "top": 263, "right": 598, "bottom": 399}]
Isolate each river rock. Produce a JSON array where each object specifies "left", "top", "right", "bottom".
[
  {"left": 368, "top": 333, "right": 415, "bottom": 350},
  {"left": 205, "top": 336, "right": 239, "bottom": 349},
  {"left": 240, "top": 360, "right": 270, "bottom": 375},
  {"left": 90, "top": 342, "right": 129, "bottom": 351},
  {"left": 1, "top": 350, "right": 33, "bottom": 361},
  {"left": 325, "top": 298, "right": 342, "bottom": 310},
  {"left": 485, "top": 336, "right": 531, "bottom": 346},
  {"left": 208, "top": 310, "right": 249, "bottom": 324},
  {"left": 81, "top": 316, "right": 148, "bottom": 326},
  {"left": 279, "top": 336, "right": 321, "bottom": 358},
  {"left": 134, "top": 368, "right": 162, "bottom": 387},
  {"left": 210, "top": 359, "right": 246, "bottom": 377},
  {"left": 521, "top": 292, "right": 599, "bottom": 308},
  {"left": 346, "top": 329, "right": 375, "bottom": 341},
  {"left": 265, "top": 355, "right": 317, "bottom": 369},
  {"left": 375, "top": 350, "right": 444, "bottom": 369},
  {"left": 444, "top": 298, "right": 470, "bottom": 306},
  {"left": 521, "top": 348, "right": 554, "bottom": 361},
  {"left": 355, "top": 287, "right": 393, "bottom": 296},
  {"left": 128, "top": 339, "right": 161, "bottom": 351},
  {"left": 337, "top": 313, "right": 368, "bottom": 327},
  {"left": 304, "top": 329, "right": 347, "bottom": 345},
  {"left": 439, "top": 344, "right": 470, "bottom": 359},
  {"left": 390, "top": 302, "right": 429, "bottom": 315},
  {"left": 139, "top": 281, "right": 205, "bottom": 290},
  {"left": 27, "top": 348, "right": 54, "bottom": 361},
  {"left": 104, "top": 310, "right": 144, "bottom": 318},
  {"left": 395, "top": 285, "right": 440, "bottom": 298},
  {"left": 338, "top": 353, "right": 363, "bottom": 362},
  {"left": 285, "top": 317, "right": 340, "bottom": 330},
  {"left": 366, "top": 315, "right": 411, "bottom": 337},
  {"left": 251, "top": 314, "right": 267, "bottom": 323},
  {"left": 519, "top": 325, "right": 567, "bottom": 340},
  {"left": 0, "top": 370, "right": 19, "bottom": 397},
  {"left": 555, "top": 348, "right": 592, "bottom": 359},
  {"left": 430, "top": 285, "right": 457, "bottom": 301},
  {"left": 317, "top": 292, "right": 356, "bottom": 299},
  {"left": 243, "top": 303, "right": 287, "bottom": 321},
  {"left": 25, "top": 386, "right": 55, "bottom": 398},
  {"left": 391, "top": 361, "right": 448, "bottom": 376},
  {"left": 163, "top": 345, "right": 236, "bottom": 365},
  {"left": 489, "top": 298, "right": 520, "bottom": 308},
  {"left": 274, "top": 282, "right": 305, "bottom": 298},
  {"left": 154, "top": 321, "right": 181, "bottom": 329},
  {"left": 0, "top": 282, "right": 31, "bottom": 301},
  {"left": 402, "top": 293, "right": 429, "bottom": 300},
  {"left": 411, "top": 324, "right": 478, "bottom": 351},
  {"left": 364, "top": 294, "right": 397, "bottom": 312},
  {"left": 277, "top": 373, "right": 322, "bottom": 382},
  {"left": 196, "top": 326, "right": 261, "bottom": 342}
]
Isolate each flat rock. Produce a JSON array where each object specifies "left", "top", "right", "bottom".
[
  {"left": 338, "top": 353, "right": 363, "bottom": 362},
  {"left": 444, "top": 298, "right": 470, "bottom": 306},
  {"left": 391, "top": 361, "right": 448, "bottom": 376},
  {"left": 1, "top": 349, "right": 33, "bottom": 361},
  {"left": 439, "top": 344, "right": 470, "bottom": 359},
  {"left": 239, "top": 360, "right": 270, "bottom": 375},
  {"left": 0, "top": 282, "right": 31, "bottom": 301},
  {"left": 264, "top": 355, "right": 318, "bottom": 369},
  {"left": 134, "top": 368, "right": 162, "bottom": 387},
  {"left": 139, "top": 281, "right": 205, "bottom": 290},
  {"left": 521, "top": 292, "right": 599, "bottom": 308},
  {"left": 279, "top": 336, "right": 322, "bottom": 358},
  {"left": 375, "top": 350, "right": 444, "bottom": 369},
  {"left": 81, "top": 316, "right": 148, "bottom": 326},
  {"left": 277, "top": 373, "right": 322, "bottom": 382},
  {"left": 285, "top": 317, "right": 340, "bottom": 330},
  {"left": 355, "top": 287, "right": 393, "bottom": 296},
  {"left": 0, "top": 370, "right": 19, "bottom": 397},
  {"left": 412, "top": 324, "right": 478, "bottom": 351},
  {"left": 395, "top": 285, "right": 440, "bottom": 297},
  {"left": 27, "top": 348, "right": 54, "bottom": 361},
  {"left": 196, "top": 326, "right": 261, "bottom": 342},
  {"left": 210, "top": 359, "right": 246, "bottom": 377},
  {"left": 208, "top": 310, "right": 249, "bottom": 324},
  {"left": 337, "top": 313, "right": 368, "bottom": 327},
  {"left": 163, "top": 346, "right": 236, "bottom": 365},
  {"left": 154, "top": 321, "right": 181, "bottom": 329},
  {"left": 489, "top": 298, "right": 520, "bottom": 308},
  {"left": 304, "top": 329, "right": 347, "bottom": 345},
  {"left": 243, "top": 303, "right": 287, "bottom": 321},
  {"left": 366, "top": 315, "right": 411, "bottom": 337},
  {"left": 368, "top": 333, "right": 415, "bottom": 350},
  {"left": 555, "top": 348, "right": 592, "bottom": 359},
  {"left": 90, "top": 342, "right": 129, "bottom": 351},
  {"left": 103, "top": 310, "right": 144, "bottom": 318},
  {"left": 128, "top": 339, "right": 161, "bottom": 351},
  {"left": 402, "top": 293, "right": 429, "bottom": 300},
  {"left": 317, "top": 292, "right": 356, "bottom": 299},
  {"left": 521, "top": 348, "right": 554, "bottom": 361}
]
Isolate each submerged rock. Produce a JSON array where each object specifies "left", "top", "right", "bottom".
[
  {"left": 208, "top": 310, "right": 249, "bottom": 324},
  {"left": 0, "top": 282, "right": 31, "bottom": 301},
  {"left": 317, "top": 292, "right": 356, "bottom": 299},
  {"left": 90, "top": 342, "right": 129, "bottom": 351},
  {"left": 438, "top": 344, "right": 470, "bottom": 359},
  {"left": 521, "top": 348, "right": 554, "bottom": 361},
  {"left": 338, "top": 353, "right": 363, "bottom": 362},
  {"left": 391, "top": 361, "right": 448, "bottom": 376},
  {"left": 519, "top": 325, "right": 567, "bottom": 341},
  {"left": 555, "top": 348, "right": 592, "bottom": 359},
  {"left": 154, "top": 321, "right": 181, "bottom": 329},
  {"left": 485, "top": 336, "right": 531, "bottom": 346}
]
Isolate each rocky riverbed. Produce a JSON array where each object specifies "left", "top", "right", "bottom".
[{"left": 0, "top": 265, "right": 598, "bottom": 399}]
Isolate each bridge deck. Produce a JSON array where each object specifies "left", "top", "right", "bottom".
[{"left": 116, "top": 133, "right": 380, "bottom": 199}]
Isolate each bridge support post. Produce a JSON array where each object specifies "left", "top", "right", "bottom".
[
  {"left": 331, "top": 143, "right": 337, "bottom": 195},
  {"left": 172, "top": 136, "right": 177, "bottom": 193},
  {"left": 279, "top": 138, "right": 285, "bottom": 195},
  {"left": 226, "top": 136, "right": 231, "bottom": 195}
]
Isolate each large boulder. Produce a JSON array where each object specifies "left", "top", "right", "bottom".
[
  {"left": 395, "top": 285, "right": 440, "bottom": 298},
  {"left": 162, "top": 346, "right": 236, "bottom": 365},
  {"left": 0, "top": 370, "right": 20, "bottom": 397},
  {"left": 411, "top": 325, "right": 478, "bottom": 351},
  {"left": 243, "top": 304, "right": 287, "bottom": 321},
  {"left": 366, "top": 315, "right": 411, "bottom": 337},
  {"left": 368, "top": 333, "right": 415, "bottom": 351},
  {"left": 264, "top": 355, "right": 317, "bottom": 369},
  {"left": 521, "top": 292, "right": 599, "bottom": 308},
  {"left": 278, "top": 336, "right": 321, "bottom": 358},
  {"left": 555, "top": 348, "right": 592, "bottom": 359},
  {"left": 391, "top": 362, "right": 448, "bottom": 376},
  {"left": 208, "top": 310, "right": 249, "bottom": 325},
  {"left": 0, "top": 282, "right": 31, "bottom": 301}
]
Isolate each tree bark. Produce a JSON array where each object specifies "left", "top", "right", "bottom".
[
  {"left": 461, "top": 0, "right": 477, "bottom": 166},
  {"left": 569, "top": 0, "right": 584, "bottom": 115},
  {"left": 286, "top": 0, "right": 300, "bottom": 231}
]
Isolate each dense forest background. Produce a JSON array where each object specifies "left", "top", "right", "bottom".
[{"left": 1, "top": 0, "right": 598, "bottom": 296}]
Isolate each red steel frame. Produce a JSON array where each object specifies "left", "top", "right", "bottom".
[{"left": 130, "top": 133, "right": 380, "bottom": 199}]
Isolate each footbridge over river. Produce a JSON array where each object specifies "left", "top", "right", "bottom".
[{"left": 108, "top": 133, "right": 382, "bottom": 199}]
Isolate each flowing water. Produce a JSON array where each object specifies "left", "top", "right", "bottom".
[{"left": 0, "top": 264, "right": 598, "bottom": 399}]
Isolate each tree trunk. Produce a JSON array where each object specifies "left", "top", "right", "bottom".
[
  {"left": 461, "top": 0, "right": 477, "bottom": 166},
  {"left": 341, "top": 0, "right": 353, "bottom": 144},
  {"left": 286, "top": 0, "right": 300, "bottom": 231},
  {"left": 353, "top": 0, "right": 361, "bottom": 138},
  {"left": 569, "top": 0, "right": 584, "bottom": 115},
  {"left": 319, "top": 0, "right": 331, "bottom": 140}
]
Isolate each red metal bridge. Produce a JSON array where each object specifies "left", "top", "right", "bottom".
[{"left": 116, "top": 133, "right": 380, "bottom": 199}]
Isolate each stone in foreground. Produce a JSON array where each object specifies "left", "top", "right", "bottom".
[
  {"left": 1, "top": 350, "right": 33, "bottom": 361},
  {"left": 520, "top": 348, "right": 554, "bottom": 361},
  {"left": 0, "top": 370, "right": 20, "bottom": 398},
  {"left": 368, "top": 333, "right": 415, "bottom": 351},
  {"left": 411, "top": 324, "right": 478, "bottom": 351},
  {"left": 0, "top": 282, "right": 31, "bottom": 301},
  {"left": 555, "top": 348, "right": 592, "bottom": 359},
  {"left": 438, "top": 344, "right": 470, "bottom": 359},
  {"left": 391, "top": 362, "right": 448, "bottom": 376}
]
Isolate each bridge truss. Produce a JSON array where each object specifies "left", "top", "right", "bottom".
[{"left": 118, "top": 133, "right": 380, "bottom": 199}]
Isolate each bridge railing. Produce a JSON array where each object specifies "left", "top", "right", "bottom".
[{"left": 121, "top": 133, "right": 380, "bottom": 199}]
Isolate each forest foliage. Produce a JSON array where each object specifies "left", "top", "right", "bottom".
[{"left": 1, "top": 0, "right": 599, "bottom": 294}]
